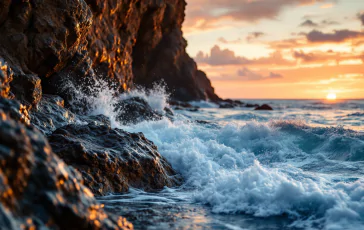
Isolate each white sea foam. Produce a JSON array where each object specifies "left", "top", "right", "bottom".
[
  {"left": 119, "top": 84, "right": 170, "bottom": 112},
  {"left": 122, "top": 116, "right": 364, "bottom": 229},
  {"left": 189, "top": 100, "right": 219, "bottom": 108},
  {"left": 69, "top": 80, "right": 364, "bottom": 229}
]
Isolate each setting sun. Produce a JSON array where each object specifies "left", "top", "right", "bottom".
[{"left": 326, "top": 93, "right": 337, "bottom": 100}]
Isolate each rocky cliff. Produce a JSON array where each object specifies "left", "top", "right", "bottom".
[
  {"left": 0, "top": 0, "right": 217, "bottom": 229},
  {"left": 0, "top": 0, "right": 219, "bottom": 106}
]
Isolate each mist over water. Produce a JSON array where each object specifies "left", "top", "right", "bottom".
[{"left": 69, "top": 80, "right": 364, "bottom": 229}]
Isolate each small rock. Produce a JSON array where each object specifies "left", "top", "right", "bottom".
[
  {"left": 255, "top": 104, "right": 273, "bottom": 110},
  {"left": 114, "top": 97, "right": 163, "bottom": 124}
]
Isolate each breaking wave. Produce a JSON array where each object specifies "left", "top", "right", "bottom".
[{"left": 66, "top": 78, "right": 364, "bottom": 229}]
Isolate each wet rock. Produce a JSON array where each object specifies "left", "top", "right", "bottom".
[
  {"left": 255, "top": 104, "right": 273, "bottom": 111},
  {"left": 0, "top": 58, "right": 13, "bottom": 98},
  {"left": 114, "top": 97, "right": 163, "bottom": 125},
  {"left": 10, "top": 73, "right": 42, "bottom": 108},
  {"left": 0, "top": 99, "right": 133, "bottom": 230},
  {"left": 81, "top": 114, "right": 111, "bottom": 127},
  {"left": 30, "top": 94, "right": 78, "bottom": 134},
  {"left": 169, "top": 100, "right": 200, "bottom": 111},
  {"left": 48, "top": 123, "right": 182, "bottom": 196},
  {"left": 0, "top": 97, "right": 30, "bottom": 125}
]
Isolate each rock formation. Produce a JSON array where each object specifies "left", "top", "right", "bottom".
[
  {"left": 0, "top": 0, "right": 219, "bottom": 105},
  {"left": 0, "top": 0, "right": 220, "bottom": 228},
  {"left": 0, "top": 98, "right": 132, "bottom": 229},
  {"left": 48, "top": 122, "right": 182, "bottom": 196},
  {"left": 255, "top": 104, "right": 273, "bottom": 110}
]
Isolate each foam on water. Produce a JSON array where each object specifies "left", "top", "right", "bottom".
[
  {"left": 68, "top": 80, "right": 364, "bottom": 229},
  {"left": 119, "top": 83, "right": 170, "bottom": 112},
  {"left": 122, "top": 118, "right": 364, "bottom": 229}
]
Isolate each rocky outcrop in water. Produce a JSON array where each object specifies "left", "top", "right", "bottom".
[
  {"left": 255, "top": 104, "right": 273, "bottom": 110},
  {"left": 48, "top": 122, "right": 182, "bottom": 196},
  {"left": 0, "top": 98, "right": 132, "bottom": 229},
  {"left": 30, "top": 94, "right": 78, "bottom": 134},
  {"left": 114, "top": 97, "right": 163, "bottom": 125}
]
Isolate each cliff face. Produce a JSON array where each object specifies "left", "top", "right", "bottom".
[
  {"left": 0, "top": 1, "right": 218, "bottom": 228},
  {"left": 0, "top": 0, "right": 219, "bottom": 105}
]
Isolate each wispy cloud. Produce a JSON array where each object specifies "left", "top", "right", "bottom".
[
  {"left": 237, "top": 68, "right": 283, "bottom": 81},
  {"left": 246, "top": 32, "right": 266, "bottom": 42},
  {"left": 185, "top": 0, "right": 333, "bottom": 31},
  {"left": 195, "top": 45, "right": 293, "bottom": 66}
]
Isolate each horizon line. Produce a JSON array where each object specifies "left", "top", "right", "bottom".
[{"left": 223, "top": 98, "right": 364, "bottom": 100}]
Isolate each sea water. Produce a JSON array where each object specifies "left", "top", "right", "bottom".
[{"left": 76, "top": 84, "right": 364, "bottom": 229}]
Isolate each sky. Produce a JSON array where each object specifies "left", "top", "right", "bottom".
[{"left": 183, "top": 0, "right": 364, "bottom": 99}]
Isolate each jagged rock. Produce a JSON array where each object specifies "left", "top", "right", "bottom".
[
  {"left": 0, "top": 58, "right": 13, "bottom": 99},
  {"left": 255, "top": 104, "right": 273, "bottom": 111},
  {"left": 1, "top": 0, "right": 219, "bottom": 104},
  {"left": 48, "top": 123, "right": 182, "bottom": 196},
  {"left": 0, "top": 97, "right": 30, "bottom": 125},
  {"left": 114, "top": 97, "right": 163, "bottom": 125},
  {"left": 0, "top": 99, "right": 133, "bottom": 230},
  {"left": 10, "top": 73, "right": 42, "bottom": 108},
  {"left": 30, "top": 94, "right": 78, "bottom": 134},
  {"left": 42, "top": 0, "right": 218, "bottom": 103},
  {"left": 0, "top": 0, "right": 92, "bottom": 78},
  {"left": 132, "top": 2, "right": 219, "bottom": 101},
  {"left": 196, "top": 70, "right": 221, "bottom": 102}
]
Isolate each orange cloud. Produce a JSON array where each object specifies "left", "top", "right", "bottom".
[
  {"left": 237, "top": 68, "right": 283, "bottom": 81},
  {"left": 195, "top": 45, "right": 294, "bottom": 66},
  {"left": 184, "top": 0, "right": 333, "bottom": 31}
]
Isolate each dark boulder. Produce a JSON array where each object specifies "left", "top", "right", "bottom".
[
  {"left": 114, "top": 97, "right": 163, "bottom": 125},
  {"left": 48, "top": 123, "right": 182, "bottom": 196},
  {"left": 0, "top": 99, "right": 133, "bottom": 230},
  {"left": 30, "top": 94, "right": 77, "bottom": 134},
  {"left": 10, "top": 72, "right": 42, "bottom": 108},
  {"left": 255, "top": 104, "right": 273, "bottom": 110}
]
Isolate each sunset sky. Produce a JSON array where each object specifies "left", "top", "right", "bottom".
[{"left": 183, "top": 0, "right": 364, "bottom": 99}]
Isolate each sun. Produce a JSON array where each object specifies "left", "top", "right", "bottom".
[{"left": 326, "top": 93, "right": 337, "bottom": 100}]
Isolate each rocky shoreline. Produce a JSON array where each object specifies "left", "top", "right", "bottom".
[{"left": 0, "top": 1, "right": 273, "bottom": 229}]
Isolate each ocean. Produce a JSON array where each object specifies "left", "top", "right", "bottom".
[{"left": 87, "top": 87, "right": 364, "bottom": 230}]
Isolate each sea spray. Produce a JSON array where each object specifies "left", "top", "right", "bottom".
[
  {"left": 65, "top": 78, "right": 364, "bottom": 229},
  {"left": 124, "top": 117, "right": 364, "bottom": 229},
  {"left": 59, "top": 77, "right": 170, "bottom": 127}
]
